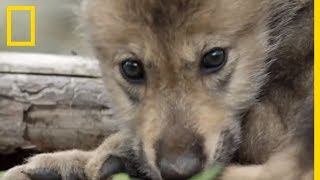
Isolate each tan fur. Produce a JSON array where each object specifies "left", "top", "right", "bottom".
[
  {"left": 3, "top": 0, "right": 313, "bottom": 179},
  {"left": 221, "top": 144, "right": 314, "bottom": 180},
  {"left": 3, "top": 150, "right": 92, "bottom": 179}
]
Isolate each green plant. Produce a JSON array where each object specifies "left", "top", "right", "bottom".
[
  {"left": 111, "top": 165, "right": 224, "bottom": 180},
  {"left": 189, "top": 165, "right": 224, "bottom": 180},
  {"left": 0, "top": 171, "right": 5, "bottom": 178}
]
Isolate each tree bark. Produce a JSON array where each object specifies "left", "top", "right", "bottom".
[{"left": 0, "top": 53, "right": 116, "bottom": 154}]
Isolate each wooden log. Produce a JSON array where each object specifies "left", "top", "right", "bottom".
[
  {"left": 0, "top": 53, "right": 101, "bottom": 77},
  {"left": 0, "top": 53, "right": 117, "bottom": 154}
]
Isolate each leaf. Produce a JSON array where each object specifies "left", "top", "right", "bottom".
[
  {"left": 0, "top": 171, "right": 5, "bottom": 178},
  {"left": 112, "top": 173, "right": 131, "bottom": 180},
  {"left": 188, "top": 165, "right": 224, "bottom": 180}
]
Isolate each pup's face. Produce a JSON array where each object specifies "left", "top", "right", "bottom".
[{"left": 86, "top": 0, "right": 269, "bottom": 179}]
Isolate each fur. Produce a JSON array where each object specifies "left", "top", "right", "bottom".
[{"left": 3, "top": 0, "right": 313, "bottom": 179}]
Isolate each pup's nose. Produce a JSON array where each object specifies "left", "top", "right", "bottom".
[{"left": 159, "top": 152, "right": 202, "bottom": 180}]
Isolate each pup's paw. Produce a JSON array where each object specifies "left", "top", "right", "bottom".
[
  {"left": 87, "top": 153, "right": 160, "bottom": 180},
  {"left": 2, "top": 150, "right": 92, "bottom": 180},
  {"left": 85, "top": 132, "right": 161, "bottom": 180}
]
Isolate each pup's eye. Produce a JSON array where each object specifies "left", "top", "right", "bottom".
[
  {"left": 200, "top": 48, "right": 227, "bottom": 74},
  {"left": 120, "top": 59, "right": 145, "bottom": 83}
]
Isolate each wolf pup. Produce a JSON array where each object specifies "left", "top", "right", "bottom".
[{"left": 3, "top": 0, "right": 313, "bottom": 179}]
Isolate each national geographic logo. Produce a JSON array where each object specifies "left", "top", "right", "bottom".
[{"left": 6, "top": 6, "right": 36, "bottom": 47}]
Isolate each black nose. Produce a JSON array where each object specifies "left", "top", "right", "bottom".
[{"left": 159, "top": 152, "right": 203, "bottom": 180}]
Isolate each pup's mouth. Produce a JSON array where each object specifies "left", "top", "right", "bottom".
[
  {"left": 101, "top": 125, "right": 239, "bottom": 180},
  {"left": 105, "top": 157, "right": 225, "bottom": 180}
]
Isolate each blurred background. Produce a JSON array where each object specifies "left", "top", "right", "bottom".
[
  {"left": 0, "top": 0, "right": 114, "bottom": 173},
  {"left": 0, "top": 0, "right": 92, "bottom": 56}
]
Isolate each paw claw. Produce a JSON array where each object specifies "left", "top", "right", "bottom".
[
  {"left": 67, "top": 173, "right": 87, "bottom": 180},
  {"left": 28, "top": 169, "right": 61, "bottom": 180},
  {"left": 99, "top": 155, "right": 126, "bottom": 179}
]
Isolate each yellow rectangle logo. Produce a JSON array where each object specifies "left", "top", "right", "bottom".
[{"left": 6, "top": 6, "right": 36, "bottom": 47}]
